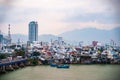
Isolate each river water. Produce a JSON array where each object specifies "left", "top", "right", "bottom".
[{"left": 0, "top": 65, "right": 120, "bottom": 80}]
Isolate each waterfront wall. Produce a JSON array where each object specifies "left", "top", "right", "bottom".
[
  {"left": 0, "top": 57, "right": 120, "bottom": 74},
  {"left": 0, "top": 59, "right": 27, "bottom": 73}
]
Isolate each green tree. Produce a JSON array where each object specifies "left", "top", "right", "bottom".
[
  {"left": 0, "top": 54, "right": 7, "bottom": 59},
  {"left": 31, "top": 51, "right": 40, "bottom": 56},
  {"left": 14, "top": 49, "right": 25, "bottom": 57}
]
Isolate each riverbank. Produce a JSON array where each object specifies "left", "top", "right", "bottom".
[{"left": 0, "top": 57, "right": 120, "bottom": 74}]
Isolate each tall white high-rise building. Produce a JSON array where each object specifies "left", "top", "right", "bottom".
[{"left": 28, "top": 21, "right": 38, "bottom": 42}]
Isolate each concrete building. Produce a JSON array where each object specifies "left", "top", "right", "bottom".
[
  {"left": 0, "top": 34, "right": 3, "bottom": 43},
  {"left": 0, "top": 24, "right": 12, "bottom": 46},
  {"left": 0, "top": 34, "right": 3, "bottom": 50},
  {"left": 28, "top": 21, "right": 38, "bottom": 42}
]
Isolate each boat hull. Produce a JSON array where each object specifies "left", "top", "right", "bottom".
[
  {"left": 57, "top": 64, "right": 70, "bottom": 69},
  {"left": 50, "top": 63, "right": 57, "bottom": 67}
]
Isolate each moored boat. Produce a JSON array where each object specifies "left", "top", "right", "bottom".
[
  {"left": 57, "top": 64, "right": 70, "bottom": 69},
  {"left": 50, "top": 63, "right": 57, "bottom": 67}
]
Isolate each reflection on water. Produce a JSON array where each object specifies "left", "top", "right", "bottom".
[{"left": 0, "top": 65, "right": 120, "bottom": 80}]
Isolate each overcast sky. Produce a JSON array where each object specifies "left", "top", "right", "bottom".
[{"left": 0, "top": 0, "right": 120, "bottom": 35}]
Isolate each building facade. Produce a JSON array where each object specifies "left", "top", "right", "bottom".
[
  {"left": 0, "top": 25, "right": 12, "bottom": 45},
  {"left": 28, "top": 21, "right": 38, "bottom": 42},
  {"left": 0, "top": 34, "right": 3, "bottom": 43}
]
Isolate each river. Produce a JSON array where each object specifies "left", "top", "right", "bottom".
[{"left": 0, "top": 64, "right": 120, "bottom": 80}]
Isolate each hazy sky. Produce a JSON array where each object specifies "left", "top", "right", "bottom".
[{"left": 0, "top": 0, "right": 120, "bottom": 35}]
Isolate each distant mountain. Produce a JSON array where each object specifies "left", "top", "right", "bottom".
[
  {"left": 38, "top": 34, "right": 58, "bottom": 42},
  {"left": 11, "top": 27, "right": 120, "bottom": 44},
  {"left": 11, "top": 34, "right": 58, "bottom": 43},
  {"left": 11, "top": 34, "right": 28, "bottom": 43},
  {"left": 59, "top": 27, "right": 120, "bottom": 44}
]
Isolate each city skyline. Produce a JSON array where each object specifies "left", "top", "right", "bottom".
[{"left": 0, "top": 0, "right": 120, "bottom": 35}]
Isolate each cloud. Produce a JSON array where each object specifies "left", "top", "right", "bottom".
[
  {"left": 64, "top": 12, "right": 120, "bottom": 24},
  {"left": 0, "top": 0, "right": 120, "bottom": 35},
  {"left": 59, "top": 21, "right": 120, "bottom": 33}
]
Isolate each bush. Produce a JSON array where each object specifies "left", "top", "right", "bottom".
[
  {"left": 29, "top": 58, "right": 38, "bottom": 65},
  {"left": 14, "top": 49, "right": 25, "bottom": 57},
  {"left": 31, "top": 51, "right": 40, "bottom": 56},
  {"left": 0, "top": 54, "right": 7, "bottom": 59}
]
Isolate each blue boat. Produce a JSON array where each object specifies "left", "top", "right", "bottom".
[
  {"left": 57, "top": 64, "right": 70, "bottom": 69},
  {"left": 50, "top": 63, "right": 57, "bottom": 67}
]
